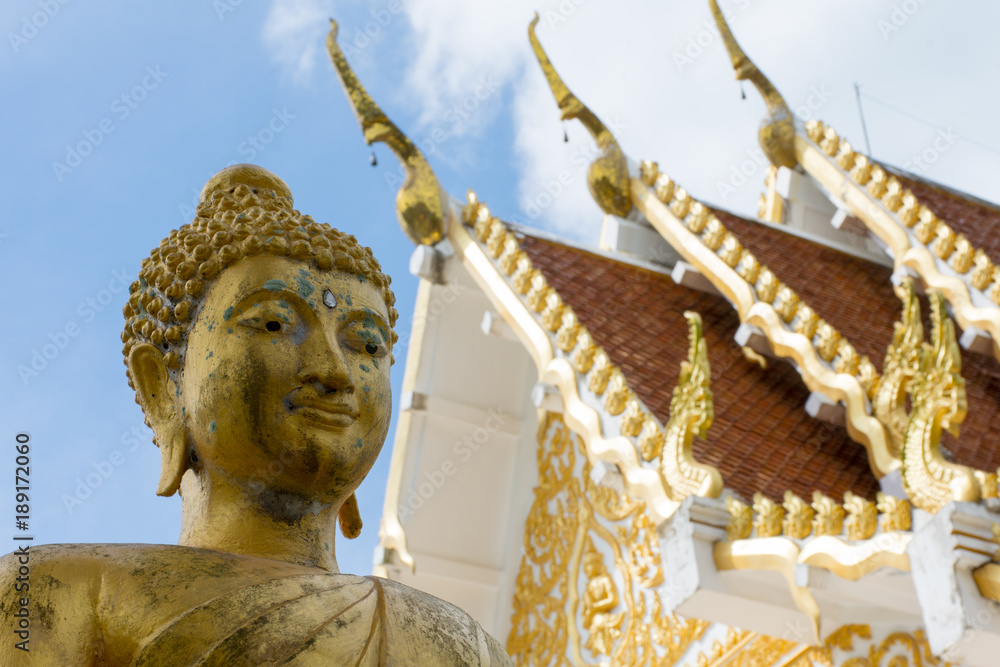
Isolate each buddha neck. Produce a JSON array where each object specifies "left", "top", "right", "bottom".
[{"left": 176, "top": 468, "right": 342, "bottom": 572}]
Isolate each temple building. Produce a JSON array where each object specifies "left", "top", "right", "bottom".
[{"left": 328, "top": 4, "right": 1000, "bottom": 665}]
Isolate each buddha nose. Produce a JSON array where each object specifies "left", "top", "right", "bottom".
[{"left": 297, "top": 336, "right": 354, "bottom": 395}]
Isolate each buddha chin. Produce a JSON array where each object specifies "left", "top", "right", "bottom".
[{"left": 0, "top": 164, "right": 513, "bottom": 667}]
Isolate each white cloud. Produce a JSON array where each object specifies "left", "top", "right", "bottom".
[{"left": 262, "top": 0, "right": 335, "bottom": 83}]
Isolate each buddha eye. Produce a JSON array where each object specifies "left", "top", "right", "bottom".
[
  {"left": 365, "top": 342, "right": 379, "bottom": 355},
  {"left": 266, "top": 321, "right": 281, "bottom": 333}
]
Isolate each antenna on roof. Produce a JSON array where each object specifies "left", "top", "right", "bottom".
[{"left": 854, "top": 82, "right": 873, "bottom": 157}]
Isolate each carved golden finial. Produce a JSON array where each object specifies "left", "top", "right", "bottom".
[
  {"left": 811, "top": 492, "right": 845, "bottom": 537},
  {"left": 782, "top": 491, "right": 814, "bottom": 539},
  {"left": 327, "top": 20, "right": 445, "bottom": 246},
  {"left": 843, "top": 492, "right": 877, "bottom": 540},
  {"left": 726, "top": 496, "right": 753, "bottom": 540},
  {"left": 752, "top": 493, "right": 784, "bottom": 538},
  {"left": 901, "top": 292, "right": 978, "bottom": 512},
  {"left": 708, "top": 0, "right": 796, "bottom": 168},
  {"left": 661, "top": 312, "right": 722, "bottom": 500},
  {"left": 875, "top": 277, "right": 923, "bottom": 459},
  {"left": 528, "top": 13, "right": 631, "bottom": 217},
  {"left": 876, "top": 492, "right": 911, "bottom": 532}
]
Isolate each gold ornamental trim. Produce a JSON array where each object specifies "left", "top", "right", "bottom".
[
  {"left": 631, "top": 171, "right": 896, "bottom": 478},
  {"left": 719, "top": 491, "right": 914, "bottom": 640},
  {"left": 797, "top": 121, "right": 1000, "bottom": 362},
  {"left": 686, "top": 624, "right": 952, "bottom": 667}
]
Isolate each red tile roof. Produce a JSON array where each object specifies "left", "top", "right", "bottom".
[{"left": 519, "top": 234, "right": 881, "bottom": 502}]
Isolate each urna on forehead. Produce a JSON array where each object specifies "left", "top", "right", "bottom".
[{"left": 121, "top": 163, "right": 399, "bottom": 389}]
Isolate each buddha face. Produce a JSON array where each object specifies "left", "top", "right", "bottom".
[{"left": 178, "top": 253, "right": 393, "bottom": 504}]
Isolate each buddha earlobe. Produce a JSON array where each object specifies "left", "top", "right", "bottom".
[
  {"left": 156, "top": 431, "right": 187, "bottom": 497},
  {"left": 128, "top": 343, "right": 187, "bottom": 497},
  {"left": 339, "top": 493, "right": 362, "bottom": 539}
]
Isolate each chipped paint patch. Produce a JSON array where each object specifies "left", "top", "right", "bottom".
[
  {"left": 223, "top": 306, "right": 234, "bottom": 321},
  {"left": 359, "top": 363, "right": 370, "bottom": 373},
  {"left": 209, "top": 421, "right": 217, "bottom": 433}
]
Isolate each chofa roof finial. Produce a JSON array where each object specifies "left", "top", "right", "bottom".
[
  {"left": 528, "top": 13, "right": 631, "bottom": 218},
  {"left": 708, "top": 0, "right": 797, "bottom": 169},
  {"left": 327, "top": 19, "right": 446, "bottom": 247}
]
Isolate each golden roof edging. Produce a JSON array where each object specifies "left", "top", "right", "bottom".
[
  {"left": 450, "top": 191, "right": 726, "bottom": 523},
  {"left": 713, "top": 537, "right": 822, "bottom": 643},
  {"left": 797, "top": 122, "right": 1000, "bottom": 362},
  {"left": 631, "top": 171, "right": 896, "bottom": 478}
]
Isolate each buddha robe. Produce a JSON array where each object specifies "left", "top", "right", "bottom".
[{"left": 0, "top": 544, "right": 511, "bottom": 666}]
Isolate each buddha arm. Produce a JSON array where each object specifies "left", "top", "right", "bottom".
[{"left": 0, "top": 548, "right": 104, "bottom": 666}]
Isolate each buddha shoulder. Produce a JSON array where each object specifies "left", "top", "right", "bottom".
[{"left": 1, "top": 545, "right": 512, "bottom": 666}]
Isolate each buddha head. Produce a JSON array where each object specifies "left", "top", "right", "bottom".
[{"left": 121, "top": 164, "right": 397, "bottom": 540}]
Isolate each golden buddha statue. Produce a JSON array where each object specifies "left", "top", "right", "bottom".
[{"left": 0, "top": 164, "right": 512, "bottom": 666}]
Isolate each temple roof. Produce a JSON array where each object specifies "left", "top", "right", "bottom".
[
  {"left": 888, "top": 165, "right": 1000, "bottom": 262},
  {"left": 519, "top": 232, "right": 880, "bottom": 501}
]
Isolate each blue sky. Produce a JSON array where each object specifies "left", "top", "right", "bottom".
[{"left": 1, "top": 0, "right": 997, "bottom": 579}]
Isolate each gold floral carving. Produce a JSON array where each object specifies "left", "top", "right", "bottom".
[
  {"left": 799, "top": 120, "right": 1000, "bottom": 361},
  {"left": 631, "top": 166, "right": 895, "bottom": 481},
  {"left": 507, "top": 413, "right": 709, "bottom": 665},
  {"left": 685, "top": 624, "right": 952, "bottom": 667},
  {"left": 900, "top": 292, "right": 979, "bottom": 512},
  {"left": 785, "top": 624, "right": 954, "bottom": 667}
]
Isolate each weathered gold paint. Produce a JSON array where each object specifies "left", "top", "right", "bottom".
[
  {"left": 0, "top": 165, "right": 511, "bottom": 665},
  {"left": 326, "top": 20, "right": 446, "bottom": 247}
]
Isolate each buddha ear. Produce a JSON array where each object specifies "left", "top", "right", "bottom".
[
  {"left": 339, "top": 493, "right": 362, "bottom": 539},
  {"left": 128, "top": 343, "right": 187, "bottom": 497}
]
